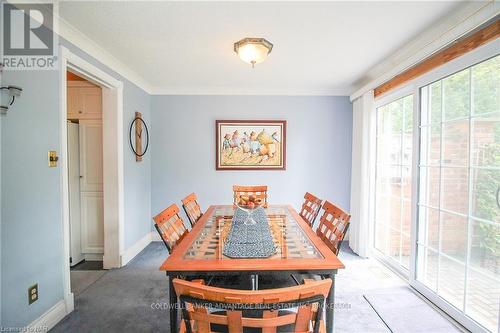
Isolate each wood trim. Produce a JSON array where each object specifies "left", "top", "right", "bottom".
[
  {"left": 27, "top": 300, "right": 69, "bottom": 332},
  {"left": 134, "top": 112, "right": 143, "bottom": 162},
  {"left": 215, "top": 120, "right": 287, "bottom": 171},
  {"left": 67, "top": 71, "right": 86, "bottom": 81},
  {"left": 160, "top": 205, "right": 345, "bottom": 273},
  {"left": 374, "top": 18, "right": 500, "bottom": 98},
  {"left": 67, "top": 80, "right": 100, "bottom": 88}
]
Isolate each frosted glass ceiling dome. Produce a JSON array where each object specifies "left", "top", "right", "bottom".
[{"left": 234, "top": 38, "right": 273, "bottom": 67}]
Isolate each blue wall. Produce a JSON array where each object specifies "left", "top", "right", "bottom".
[
  {"left": 151, "top": 96, "right": 352, "bottom": 224},
  {"left": 0, "top": 39, "right": 151, "bottom": 326},
  {"left": 1, "top": 70, "right": 64, "bottom": 326},
  {"left": 59, "top": 39, "right": 152, "bottom": 251}
]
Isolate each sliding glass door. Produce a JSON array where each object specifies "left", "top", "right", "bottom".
[
  {"left": 417, "top": 55, "right": 499, "bottom": 332},
  {"left": 374, "top": 95, "right": 413, "bottom": 271}
]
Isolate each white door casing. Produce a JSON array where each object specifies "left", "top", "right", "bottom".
[{"left": 60, "top": 46, "right": 124, "bottom": 318}]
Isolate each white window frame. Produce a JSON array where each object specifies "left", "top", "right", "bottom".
[
  {"left": 371, "top": 40, "right": 499, "bottom": 333},
  {"left": 372, "top": 85, "right": 415, "bottom": 279}
]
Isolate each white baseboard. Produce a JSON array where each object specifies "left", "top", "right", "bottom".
[
  {"left": 120, "top": 232, "right": 152, "bottom": 266},
  {"left": 65, "top": 292, "right": 74, "bottom": 314},
  {"left": 150, "top": 230, "right": 162, "bottom": 242},
  {"left": 28, "top": 299, "right": 68, "bottom": 332}
]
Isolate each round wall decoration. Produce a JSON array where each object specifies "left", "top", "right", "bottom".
[{"left": 129, "top": 111, "right": 149, "bottom": 161}]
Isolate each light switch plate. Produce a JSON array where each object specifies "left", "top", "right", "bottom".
[{"left": 48, "top": 151, "right": 58, "bottom": 167}]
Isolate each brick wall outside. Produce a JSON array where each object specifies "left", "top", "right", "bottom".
[{"left": 377, "top": 120, "right": 497, "bottom": 260}]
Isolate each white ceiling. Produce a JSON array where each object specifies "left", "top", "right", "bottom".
[{"left": 59, "top": 1, "right": 463, "bottom": 95}]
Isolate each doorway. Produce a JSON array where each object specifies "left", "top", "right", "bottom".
[
  {"left": 59, "top": 46, "right": 125, "bottom": 313},
  {"left": 66, "top": 71, "right": 106, "bottom": 295}
]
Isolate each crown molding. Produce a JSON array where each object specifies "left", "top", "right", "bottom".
[
  {"left": 350, "top": 0, "right": 499, "bottom": 101},
  {"left": 149, "top": 86, "right": 351, "bottom": 96},
  {"left": 58, "top": 16, "right": 154, "bottom": 94}
]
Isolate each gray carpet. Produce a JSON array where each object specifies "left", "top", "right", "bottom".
[
  {"left": 70, "top": 271, "right": 107, "bottom": 296},
  {"left": 335, "top": 294, "right": 390, "bottom": 333},
  {"left": 51, "top": 242, "right": 462, "bottom": 333},
  {"left": 364, "top": 289, "right": 460, "bottom": 333},
  {"left": 71, "top": 260, "right": 104, "bottom": 271},
  {"left": 52, "top": 244, "right": 170, "bottom": 332}
]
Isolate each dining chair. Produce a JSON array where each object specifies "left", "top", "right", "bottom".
[
  {"left": 316, "top": 200, "right": 351, "bottom": 256},
  {"left": 181, "top": 192, "right": 203, "bottom": 227},
  {"left": 152, "top": 204, "right": 189, "bottom": 254},
  {"left": 153, "top": 204, "right": 227, "bottom": 286},
  {"left": 285, "top": 201, "right": 351, "bottom": 286},
  {"left": 233, "top": 185, "right": 268, "bottom": 208},
  {"left": 173, "top": 277, "right": 332, "bottom": 333},
  {"left": 299, "top": 192, "right": 323, "bottom": 228}
]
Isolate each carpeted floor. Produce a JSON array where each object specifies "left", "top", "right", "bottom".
[
  {"left": 71, "top": 260, "right": 104, "bottom": 271},
  {"left": 70, "top": 271, "right": 107, "bottom": 296},
  {"left": 51, "top": 242, "right": 463, "bottom": 333},
  {"left": 70, "top": 260, "right": 106, "bottom": 296}
]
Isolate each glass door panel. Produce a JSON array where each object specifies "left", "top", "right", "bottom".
[
  {"left": 374, "top": 95, "right": 413, "bottom": 270},
  {"left": 417, "top": 55, "right": 500, "bottom": 332}
]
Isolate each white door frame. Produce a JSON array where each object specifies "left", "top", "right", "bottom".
[
  {"left": 59, "top": 46, "right": 125, "bottom": 313},
  {"left": 371, "top": 41, "right": 499, "bottom": 333}
]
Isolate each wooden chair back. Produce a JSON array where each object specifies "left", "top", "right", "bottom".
[
  {"left": 233, "top": 185, "right": 268, "bottom": 208},
  {"left": 173, "top": 278, "right": 332, "bottom": 333},
  {"left": 316, "top": 201, "right": 351, "bottom": 255},
  {"left": 299, "top": 192, "right": 323, "bottom": 228},
  {"left": 152, "top": 204, "right": 188, "bottom": 254},
  {"left": 181, "top": 193, "right": 203, "bottom": 227}
]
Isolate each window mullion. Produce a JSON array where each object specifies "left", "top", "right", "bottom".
[
  {"left": 437, "top": 80, "right": 444, "bottom": 294},
  {"left": 463, "top": 67, "right": 474, "bottom": 314},
  {"left": 400, "top": 103, "right": 405, "bottom": 265}
]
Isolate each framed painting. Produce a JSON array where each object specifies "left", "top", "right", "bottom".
[{"left": 216, "top": 120, "right": 286, "bottom": 170}]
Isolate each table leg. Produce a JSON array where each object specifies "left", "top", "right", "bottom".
[
  {"left": 324, "top": 273, "right": 335, "bottom": 333},
  {"left": 169, "top": 275, "right": 178, "bottom": 333}
]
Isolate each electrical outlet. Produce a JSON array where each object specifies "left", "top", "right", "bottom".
[{"left": 28, "top": 284, "right": 38, "bottom": 305}]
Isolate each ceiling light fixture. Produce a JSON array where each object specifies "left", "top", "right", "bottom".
[{"left": 234, "top": 38, "right": 273, "bottom": 68}]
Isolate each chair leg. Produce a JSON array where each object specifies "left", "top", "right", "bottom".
[
  {"left": 251, "top": 274, "right": 259, "bottom": 290},
  {"left": 291, "top": 274, "right": 301, "bottom": 285},
  {"left": 206, "top": 276, "right": 214, "bottom": 285}
]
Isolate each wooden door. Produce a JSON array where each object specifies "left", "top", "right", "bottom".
[
  {"left": 67, "top": 82, "right": 102, "bottom": 120},
  {"left": 79, "top": 120, "right": 103, "bottom": 192},
  {"left": 79, "top": 120, "right": 104, "bottom": 255},
  {"left": 79, "top": 87, "right": 102, "bottom": 119},
  {"left": 67, "top": 87, "right": 80, "bottom": 119}
]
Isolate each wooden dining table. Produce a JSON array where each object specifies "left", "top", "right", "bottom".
[{"left": 160, "top": 204, "right": 345, "bottom": 333}]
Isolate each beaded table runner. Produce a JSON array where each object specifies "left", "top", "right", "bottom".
[{"left": 222, "top": 207, "right": 277, "bottom": 258}]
